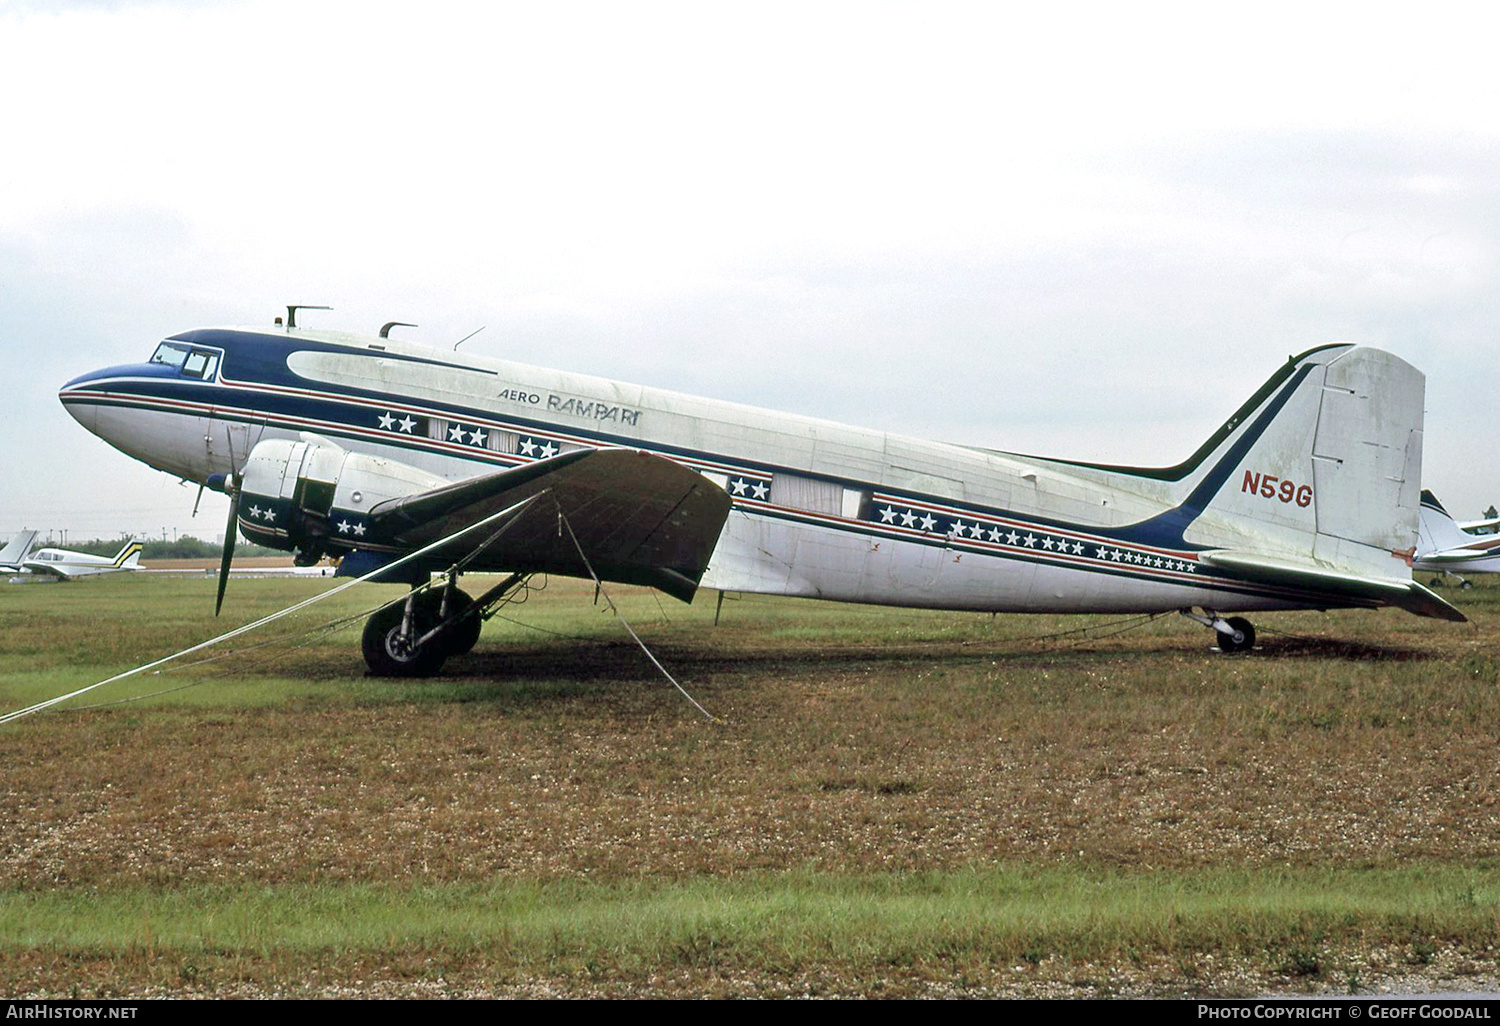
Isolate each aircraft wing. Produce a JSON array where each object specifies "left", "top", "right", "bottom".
[
  {"left": 21, "top": 560, "right": 79, "bottom": 580},
  {"left": 366, "top": 448, "right": 733, "bottom": 602},
  {"left": 1198, "top": 550, "right": 1468, "bottom": 623}
]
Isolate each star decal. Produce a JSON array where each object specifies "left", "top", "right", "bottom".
[
  {"left": 469, "top": 428, "right": 487, "bottom": 446},
  {"left": 519, "top": 437, "right": 537, "bottom": 456},
  {"left": 337, "top": 520, "right": 351, "bottom": 534},
  {"left": 448, "top": 423, "right": 466, "bottom": 442},
  {"left": 879, "top": 506, "right": 897, "bottom": 523},
  {"left": 397, "top": 415, "right": 416, "bottom": 433},
  {"left": 378, "top": 412, "right": 396, "bottom": 430},
  {"left": 730, "top": 478, "right": 749, "bottom": 496},
  {"left": 750, "top": 481, "right": 769, "bottom": 500},
  {"left": 900, "top": 509, "right": 917, "bottom": 527},
  {"left": 538, "top": 441, "right": 559, "bottom": 458},
  {"left": 919, "top": 513, "right": 937, "bottom": 531}
]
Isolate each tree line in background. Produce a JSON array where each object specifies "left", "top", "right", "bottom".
[{"left": 36, "top": 536, "right": 287, "bottom": 560}]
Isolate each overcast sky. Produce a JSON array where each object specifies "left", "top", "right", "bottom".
[{"left": 3, "top": 0, "right": 1498, "bottom": 544}]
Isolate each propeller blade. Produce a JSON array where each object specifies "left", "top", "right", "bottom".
[{"left": 214, "top": 478, "right": 241, "bottom": 616}]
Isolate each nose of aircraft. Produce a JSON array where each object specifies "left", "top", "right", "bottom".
[{"left": 58, "top": 360, "right": 171, "bottom": 436}]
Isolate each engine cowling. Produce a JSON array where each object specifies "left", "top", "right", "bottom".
[{"left": 228, "top": 435, "right": 449, "bottom": 563}]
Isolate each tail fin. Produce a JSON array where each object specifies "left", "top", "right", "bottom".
[
  {"left": 1168, "top": 345, "right": 1424, "bottom": 579},
  {"left": 114, "top": 541, "right": 143, "bottom": 569},
  {"left": 0, "top": 530, "right": 37, "bottom": 565}
]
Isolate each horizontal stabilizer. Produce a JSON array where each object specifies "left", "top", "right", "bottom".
[{"left": 1200, "top": 550, "right": 1467, "bottom": 623}]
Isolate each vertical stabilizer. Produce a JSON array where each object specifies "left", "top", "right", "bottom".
[{"left": 1181, "top": 346, "right": 1424, "bottom": 579}]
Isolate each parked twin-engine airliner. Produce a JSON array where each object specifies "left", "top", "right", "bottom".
[{"left": 58, "top": 312, "right": 1462, "bottom": 675}]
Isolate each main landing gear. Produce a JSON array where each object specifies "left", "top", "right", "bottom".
[
  {"left": 361, "top": 573, "right": 525, "bottom": 677},
  {"left": 1180, "top": 608, "right": 1256, "bottom": 653},
  {"left": 1428, "top": 572, "right": 1474, "bottom": 590}
]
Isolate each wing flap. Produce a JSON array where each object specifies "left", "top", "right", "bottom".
[
  {"left": 368, "top": 449, "right": 732, "bottom": 602},
  {"left": 1200, "top": 549, "right": 1467, "bottom": 623}
]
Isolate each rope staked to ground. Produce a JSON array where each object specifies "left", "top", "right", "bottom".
[{"left": 0, "top": 493, "right": 545, "bottom": 726}]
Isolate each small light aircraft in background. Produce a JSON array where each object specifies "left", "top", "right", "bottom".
[
  {"left": 22, "top": 540, "right": 144, "bottom": 579},
  {"left": 58, "top": 310, "right": 1462, "bottom": 675},
  {"left": 0, "top": 530, "right": 38, "bottom": 573},
  {"left": 1414, "top": 491, "right": 1500, "bottom": 589}
]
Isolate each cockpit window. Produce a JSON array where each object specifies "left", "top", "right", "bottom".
[
  {"left": 150, "top": 342, "right": 192, "bottom": 369},
  {"left": 182, "top": 350, "right": 219, "bottom": 380},
  {"left": 150, "top": 342, "right": 219, "bottom": 381}
]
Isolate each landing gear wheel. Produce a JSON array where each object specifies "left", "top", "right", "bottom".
[
  {"left": 1461, "top": 579, "right": 1474, "bottom": 591},
  {"left": 1215, "top": 616, "right": 1255, "bottom": 653},
  {"left": 437, "top": 588, "right": 482, "bottom": 656},
  {"left": 362, "top": 598, "right": 448, "bottom": 677}
]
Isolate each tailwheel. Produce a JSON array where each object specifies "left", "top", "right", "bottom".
[
  {"left": 362, "top": 593, "right": 449, "bottom": 677},
  {"left": 1215, "top": 616, "right": 1255, "bottom": 653}
]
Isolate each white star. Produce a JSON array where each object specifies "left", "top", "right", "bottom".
[
  {"left": 1096, "top": 546, "right": 1110, "bottom": 559},
  {"left": 730, "top": 478, "right": 749, "bottom": 496},
  {"left": 879, "top": 506, "right": 896, "bottom": 523},
  {"left": 900, "top": 510, "right": 917, "bottom": 527},
  {"left": 1006, "top": 531, "right": 1020, "bottom": 545},
  {"left": 950, "top": 519, "right": 966, "bottom": 537},
  {"left": 352, "top": 522, "right": 366, "bottom": 537},
  {"left": 1072, "top": 542, "right": 1084, "bottom": 554},
  {"left": 1041, "top": 537, "right": 1055, "bottom": 550},
  {"left": 519, "top": 438, "right": 537, "bottom": 456},
  {"left": 378, "top": 412, "right": 395, "bottom": 430},
  {"left": 248, "top": 505, "right": 263, "bottom": 519},
  {"left": 449, "top": 423, "right": 466, "bottom": 442},
  {"left": 919, "top": 513, "right": 937, "bottom": 531},
  {"left": 263, "top": 508, "right": 275, "bottom": 523},
  {"left": 1023, "top": 534, "right": 1036, "bottom": 547},
  {"left": 1111, "top": 550, "right": 1122, "bottom": 561},
  {"left": 988, "top": 526, "right": 1003, "bottom": 542},
  {"left": 337, "top": 520, "right": 351, "bottom": 534},
  {"left": 750, "top": 481, "right": 769, "bottom": 500},
  {"left": 397, "top": 415, "right": 416, "bottom": 433},
  {"left": 539, "top": 441, "right": 558, "bottom": 457},
  {"left": 469, "top": 428, "right": 487, "bottom": 446},
  {"left": 969, "top": 523, "right": 985, "bottom": 539}
]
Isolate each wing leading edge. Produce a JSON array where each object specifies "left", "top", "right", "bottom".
[{"left": 366, "top": 448, "right": 733, "bottom": 602}]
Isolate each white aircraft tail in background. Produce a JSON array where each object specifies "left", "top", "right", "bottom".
[
  {"left": 0, "top": 530, "right": 38, "bottom": 572},
  {"left": 1415, "top": 491, "right": 1500, "bottom": 588},
  {"left": 22, "top": 540, "right": 144, "bottom": 579}
]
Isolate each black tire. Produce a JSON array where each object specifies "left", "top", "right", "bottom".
[
  {"left": 436, "top": 588, "right": 483, "bottom": 656},
  {"left": 1215, "top": 616, "right": 1255, "bottom": 653},
  {"left": 1460, "top": 580, "right": 1474, "bottom": 591},
  {"left": 362, "top": 598, "right": 448, "bottom": 677}
]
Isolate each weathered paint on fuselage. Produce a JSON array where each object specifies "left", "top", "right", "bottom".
[{"left": 57, "top": 326, "right": 1367, "bottom": 615}]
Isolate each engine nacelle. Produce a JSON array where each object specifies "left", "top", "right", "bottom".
[{"left": 229, "top": 435, "right": 449, "bottom": 563}]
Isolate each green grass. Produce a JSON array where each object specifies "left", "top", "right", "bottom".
[{"left": 4, "top": 572, "right": 1500, "bottom": 995}]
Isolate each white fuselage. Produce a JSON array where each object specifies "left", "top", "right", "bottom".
[{"left": 57, "top": 327, "right": 1417, "bottom": 616}]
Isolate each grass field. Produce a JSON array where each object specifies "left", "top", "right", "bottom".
[{"left": 3, "top": 571, "right": 1499, "bottom": 997}]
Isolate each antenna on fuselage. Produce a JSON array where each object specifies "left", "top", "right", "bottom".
[
  {"left": 454, "top": 326, "right": 485, "bottom": 350},
  {"left": 284, "top": 305, "right": 332, "bottom": 329},
  {"left": 380, "top": 321, "right": 417, "bottom": 339}
]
